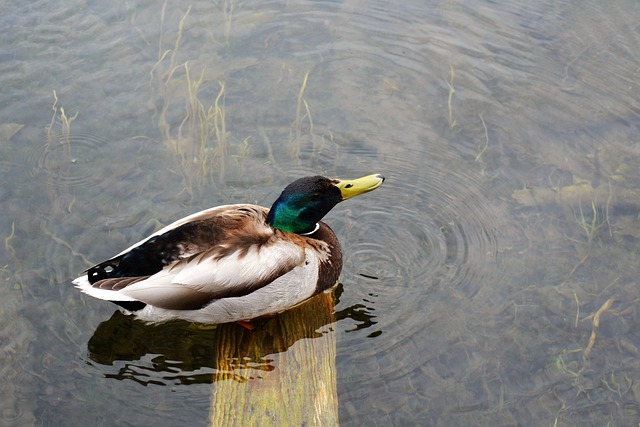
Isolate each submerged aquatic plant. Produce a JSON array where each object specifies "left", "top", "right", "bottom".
[
  {"left": 292, "top": 71, "right": 310, "bottom": 151},
  {"left": 150, "top": 5, "right": 234, "bottom": 195},
  {"left": 149, "top": 3, "right": 331, "bottom": 192},
  {"left": 44, "top": 91, "right": 79, "bottom": 219},
  {"left": 46, "top": 90, "right": 78, "bottom": 162},
  {"left": 4, "top": 222, "right": 16, "bottom": 263},
  {"left": 575, "top": 200, "right": 609, "bottom": 245},
  {"left": 447, "top": 64, "right": 457, "bottom": 130},
  {"left": 180, "top": 63, "right": 228, "bottom": 187},
  {"left": 288, "top": 71, "right": 330, "bottom": 166}
]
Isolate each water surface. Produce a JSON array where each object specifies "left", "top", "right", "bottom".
[{"left": 1, "top": 0, "right": 640, "bottom": 425}]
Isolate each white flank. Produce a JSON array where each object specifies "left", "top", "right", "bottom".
[
  {"left": 133, "top": 248, "right": 321, "bottom": 324},
  {"left": 117, "top": 240, "right": 304, "bottom": 301}
]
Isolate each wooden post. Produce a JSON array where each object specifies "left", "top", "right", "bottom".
[{"left": 209, "top": 290, "right": 338, "bottom": 426}]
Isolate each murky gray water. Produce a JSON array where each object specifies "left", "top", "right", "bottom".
[{"left": 2, "top": 0, "right": 640, "bottom": 425}]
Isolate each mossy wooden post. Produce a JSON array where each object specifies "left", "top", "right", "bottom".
[{"left": 209, "top": 290, "right": 338, "bottom": 426}]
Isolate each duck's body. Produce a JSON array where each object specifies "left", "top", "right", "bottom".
[{"left": 73, "top": 174, "right": 384, "bottom": 324}]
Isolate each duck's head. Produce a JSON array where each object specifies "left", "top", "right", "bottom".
[{"left": 266, "top": 174, "right": 385, "bottom": 234}]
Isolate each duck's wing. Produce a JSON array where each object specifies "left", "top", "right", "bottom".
[
  {"left": 76, "top": 204, "right": 309, "bottom": 310},
  {"left": 113, "top": 238, "right": 306, "bottom": 310}
]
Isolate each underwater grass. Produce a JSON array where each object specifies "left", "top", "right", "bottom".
[
  {"left": 4, "top": 221, "right": 16, "bottom": 263},
  {"left": 44, "top": 91, "right": 79, "bottom": 219},
  {"left": 150, "top": 4, "right": 333, "bottom": 187},
  {"left": 290, "top": 71, "right": 310, "bottom": 162},
  {"left": 288, "top": 71, "right": 328, "bottom": 166},
  {"left": 475, "top": 113, "right": 489, "bottom": 163},
  {"left": 180, "top": 63, "right": 228, "bottom": 186},
  {"left": 150, "top": 5, "right": 235, "bottom": 195},
  {"left": 582, "top": 297, "right": 614, "bottom": 361},
  {"left": 222, "top": 0, "right": 235, "bottom": 46},
  {"left": 159, "top": 62, "right": 229, "bottom": 194},
  {"left": 447, "top": 64, "right": 457, "bottom": 130},
  {"left": 575, "top": 200, "right": 609, "bottom": 245},
  {"left": 46, "top": 90, "right": 77, "bottom": 161}
]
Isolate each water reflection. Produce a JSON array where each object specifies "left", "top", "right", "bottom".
[
  {"left": 87, "top": 290, "right": 340, "bottom": 386},
  {"left": 334, "top": 283, "right": 379, "bottom": 335}
]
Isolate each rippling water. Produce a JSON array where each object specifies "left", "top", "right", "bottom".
[{"left": 2, "top": 0, "right": 640, "bottom": 425}]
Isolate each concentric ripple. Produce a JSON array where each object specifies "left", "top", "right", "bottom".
[
  {"left": 332, "top": 147, "right": 509, "bottom": 387},
  {"left": 29, "top": 133, "right": 109, "bottom": 189}
]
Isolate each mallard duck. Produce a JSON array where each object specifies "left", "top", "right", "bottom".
[{"left": 73, "top": 174, "right": 384, "bottom": 324}]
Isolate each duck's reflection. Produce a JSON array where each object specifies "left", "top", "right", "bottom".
[{"left": 87, "top": 288, "right": 341, "bottom": 386}]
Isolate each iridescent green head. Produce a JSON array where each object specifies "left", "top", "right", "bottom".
[{"left": 266, "top": 174, "right": 385, "bottom": 234}]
